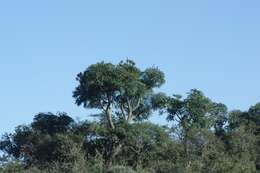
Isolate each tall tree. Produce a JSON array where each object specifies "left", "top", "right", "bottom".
[
  {"left": 73, "top": 60, "right": 165, "bottom": 166},
  {"left": 73, "top": 59, "right": 165, "bottom": 129}
]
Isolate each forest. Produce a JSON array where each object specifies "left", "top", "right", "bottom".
[{"left": 0, "top": 60, "right": 259, "bottom": 173}]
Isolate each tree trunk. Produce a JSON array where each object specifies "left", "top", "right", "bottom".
[
  {"left": 106, "top": 108, "right": 115, "bottom": 129},
  {"left": 127, "top": 99, "right": 133, "bottom": 123},
  {"left": 105, "top": 143, "right": 122, "bottom": 167}
]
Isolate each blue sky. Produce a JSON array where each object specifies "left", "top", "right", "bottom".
[{"left": 0, "top": 0, "right": 260, "bottom": 134}]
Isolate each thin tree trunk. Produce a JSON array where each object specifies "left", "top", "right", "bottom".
[
  {"left": 106, "top": 143, "right": 122, "bottom": 167},
  {"left": 127, "top": 99, "right": 133, "bottom": 123},
  {"left": 106, "top": 109, "right": 115, "bottom": 129}
]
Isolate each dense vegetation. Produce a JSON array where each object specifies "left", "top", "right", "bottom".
[{"left": 1, "top": 60, "right": 259, "bottom": 173}]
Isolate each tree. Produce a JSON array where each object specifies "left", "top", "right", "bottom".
[
  {"left": 32, "top": 112, "right": 74, "bottom": 135},
  {"left": 118, "top": 122, "right": 172, "bottom": 168},
  {"left": 0, "top": 112, "right": 80, "bottom": 169},
  {"left": 2, "top": 58, "right": 260, "bottom": 173},
  {"left": 73, "top": 60, "right": 165, "bottom": 166},
  {"left": 227, "top": 103, "right": 260, "bottom": 171},
  {"left": 73, "top": 59, "right": 165, "bottom": 129},
  {"left": 152, "top": 89, "right": 229, "bottom": 170}
]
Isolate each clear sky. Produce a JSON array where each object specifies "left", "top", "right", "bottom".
[{"left": 0, "top": 0, "right": 260, "bottom": 134}]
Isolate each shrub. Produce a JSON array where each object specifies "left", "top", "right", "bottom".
[{"left": 106, "top": 165, "right": 136, "bottom": 173}]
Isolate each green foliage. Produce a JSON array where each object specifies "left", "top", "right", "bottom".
[
  {"left": 0, "top": 160, "right": 24, "bottom": 173},
  {"left": 0, "top": 113, "right": 83, "bottom": 169},
  {"left": 106, "top": 165, "right": 136, "bottom": 173},
  {"left": 73, "top": 59, "right": 165, "bottom": 129},
  {"left": 32, "top": 112, "right": 74, "bottom": 135},
  {"left": 1, "top": 60, "right": 260, "bottom": 173}
]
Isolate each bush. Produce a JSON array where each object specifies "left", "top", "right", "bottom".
[
  {"left": 106, "top": 165, "right": 136, "bottom": 173},
  {"left": 0, "top": 161, "right": 24, "bottom": 173}
]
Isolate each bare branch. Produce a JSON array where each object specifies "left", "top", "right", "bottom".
[
  {"left": 120, "top": 103, "right": 127, "bottom": 121},
  {"left": 127, "top": 98, "right": 133, "bottom": 122},
  {"left": 133, "top": 98, "right": 141, "bottom": 111}
]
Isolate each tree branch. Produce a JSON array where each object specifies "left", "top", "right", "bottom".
[
  {"left": 133, "top": 98, "right": 141, "bottom": 111},
  {"left": 120, "top": 103, "right": 127, "bottom": 121},
  {"left": 105, "top": 98, "right": 115, "bottom": 129},
  {"left": 127, "top": 98, "right": 133, "bottom": 123}
]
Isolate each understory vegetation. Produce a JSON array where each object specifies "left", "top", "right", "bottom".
[{"left": 1, "top": 60, "right": 260, "bottom": 173}]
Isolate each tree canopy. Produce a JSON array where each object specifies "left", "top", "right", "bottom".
[
  {"left": 73, "top": 59, "right": 165, "bottom": 129},
  {"left": 1, "top": 59, "right": 260, "bottom": 173}
]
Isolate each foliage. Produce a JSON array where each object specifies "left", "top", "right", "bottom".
[
  {"left": 106, "top": 165, "right": 136, "bottom": 173},
  {"left": 73, "top": 59, "right": 165, "bottom": 129},
  {"left": 1, "top": 60, "right": 260, "bottom": 173}
]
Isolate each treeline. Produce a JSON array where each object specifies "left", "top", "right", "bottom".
[{"left": 0, "top": 60, "right": 260, "bottom": 173}]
